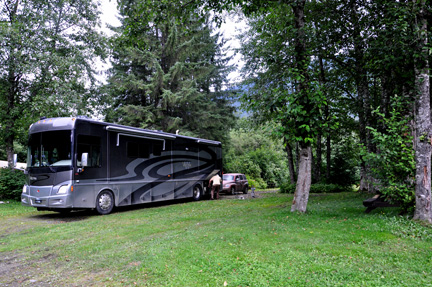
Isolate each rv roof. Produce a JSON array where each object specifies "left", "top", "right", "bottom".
[{"left": 29, "top": 117, "right": 221, "bottom": 146}]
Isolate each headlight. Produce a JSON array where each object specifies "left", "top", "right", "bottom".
[
  {"left": 57, "top": 185, "right": 69, "bottom": 194},
  {"left": 22, "top": 185, "right": 27, "bottom": 194}
]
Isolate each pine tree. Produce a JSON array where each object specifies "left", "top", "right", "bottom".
[{"left": 105, "top": 0, "right": 235, "bottom": 141}]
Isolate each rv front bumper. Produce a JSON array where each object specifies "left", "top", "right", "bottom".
[
  {"left": 21, "top": 184, "right": 73, "bottom": 209},
  {"left": 21, "top": 194, "right": 73, "bottom": 208}
]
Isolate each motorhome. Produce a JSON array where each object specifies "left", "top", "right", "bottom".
[{"left": 21, "top": 117, "right": 222, "bottom": 214}]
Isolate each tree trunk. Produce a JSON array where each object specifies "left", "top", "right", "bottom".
[
  {"left": 413, "top": 0, "right": 431, "bottom": 223},
  {"left": 314, "top": 133, "right": 322, "bottom": 183},
  {"left": 6, "top": 63, "right": 17, "bottom": 168},
  {"left": 315, "top": 55, "right": 326, "bottom": 184},
  {"left": 4, "top": 1, "right": 19, "bottom": 168},
  {"left": 284, "top": 139, "right": 297, "bottom": 184},
  {"left": 351, "top": 0, "right": 375, "bottom": 193},
  {"left": 326, "top": 134, "right": 331, "bottom": 180},
  {"left": 290, "top": 0, "right": 311, "bottom": 213},
  {"left": 291, "top": 144, "right": 312, "bottom": 213}
]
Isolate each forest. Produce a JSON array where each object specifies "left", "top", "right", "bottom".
[{"left": 0, "top": 0, "right": 431, "bottom": 222}]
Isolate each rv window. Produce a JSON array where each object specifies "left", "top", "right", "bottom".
[
  {"left": 153, "top": 142, "right": 163, "bottom": 156},
  {"left": 28, "top": 130, "right": 72, "bottom": 167},
  {"left": 127, "top": 141, "right": 150, "bottom": 158},
  {"left": 127, "top": 142, "right": 139, "bottom": 158},
  {"left": 140, "top": 144, "right": 150, "bottom": 158},
  {"left": 77, "top": 135, "right": 101, "bottom": 167}
]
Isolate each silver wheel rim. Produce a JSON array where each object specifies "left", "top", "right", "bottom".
[
  {"left": 194, "top": 187, "right": 200, "bottom": 198},
  {"left": 99, "top": 193, "right": 112, "bottom": 210}
]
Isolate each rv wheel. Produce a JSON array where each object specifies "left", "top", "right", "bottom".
[
  {"left": 193, "top": 185, "right": 202, "bottom": 201},
  {"left": 96, "top": 190, "right": 114, "bottom": 215}
]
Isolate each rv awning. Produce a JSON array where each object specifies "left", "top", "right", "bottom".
[
  {"left": 105, "top": 126, "right": 176, "bottom": 140},
  {"left": 196, "top": 139, "right": 221, "bottom": 146}
]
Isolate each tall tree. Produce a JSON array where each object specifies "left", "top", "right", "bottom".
[
  {"left": 412, "top": 0, "right": 431, "bottom": 223},
  {"left": 289, "top": 0, "right": 313, "bottom": 212},
  {"left": 105, "top": 0, "right": 235, "bottom": 141},
  {"left": 0, "top": 0, "right": 106, "bottom": 167},
  {"left": 234, "top": 0, "right": 328, "bottom": 212}
]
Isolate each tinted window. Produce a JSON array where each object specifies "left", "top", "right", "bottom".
[
  {"left": 153, "top": 142, "right": 163, "bottom": 156},
  {"left": 28, "top": 131, "right": 72, "bottom": 167},
  {"left": 127, "top": 141, "right": 150, "bottom": 158},
  {"left": 77, "top": 135, "right": 101, "bottom": 167}
]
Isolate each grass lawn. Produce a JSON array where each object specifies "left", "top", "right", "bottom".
[{"left": 1, "top": 191, "right": 431, "bottom": 286}]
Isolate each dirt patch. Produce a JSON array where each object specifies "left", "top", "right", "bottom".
[
  {"left": 0, "top": 252, "right": 59, "bottom": 286},
  {"left": 219, "top": 189, "right": 278, "bottom": 200},
  {"left": 0, "top": 250, "right": 113, "bottom": 287},
  {"left": 0, "top": 210, "right": 91, "bottom": 240}
]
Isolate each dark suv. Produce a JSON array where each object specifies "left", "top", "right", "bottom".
[{"left": 222, "top": 173, "right": 249, "bottom": 195}]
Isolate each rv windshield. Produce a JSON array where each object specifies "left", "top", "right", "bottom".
[{"left": 27, "top": 130, "right": 72, "bottom": 167}]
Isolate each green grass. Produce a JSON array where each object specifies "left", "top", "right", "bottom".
[{"left": 1, "top": 192, "right": 432, "bottom": 286}]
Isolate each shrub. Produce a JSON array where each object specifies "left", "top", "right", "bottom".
[
  {"left": 279, "top": 183, "right": 349, "bottom": 194},
  {"left": 360, "top": 101, "right": 415, "bottom": 213},
  {"left": 279, "top": 182, "right": 296, "bottom": 194},
  {"left": 0, "top": 168, "right": 26, "bottom": 201},
  {"left": 310, "top": 183, "right": 347, "bottom": 193},
  {"left": 247, "top": 176, "right": 267, "bottom": 190}
]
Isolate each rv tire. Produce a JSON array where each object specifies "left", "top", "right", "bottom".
[
  {"left": 193, "top": 185, "right": 202, "bottom": 201},
  {"left": 96, "top": 190, "right": 114, "bottom": 215}
]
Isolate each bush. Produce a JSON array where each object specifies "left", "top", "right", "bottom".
[
  {"left": 279, "top": 182, "right": 296, "bottom": 194},
  {"left": 247, "top": 176, "right": 267, "bottom": 190},
  {"left": 360, "top": 102, "right": 415, "bottom": 213},
  {"left": 279, "top": 183, "right": 349, "bottom": 194},
  {"left": 310, "top": 183, "right": 347, "bottom": 193},
  {"left": 0, "top": 168, "right": 26, "bottom": 201}
]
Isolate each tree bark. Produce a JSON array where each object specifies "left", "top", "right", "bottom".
[
  {"left": 350, "top": 0, "right": 375, "bottom": 192},
  {"left": 412, "top": 0, "right": 431, "bottom": 223},
  {"left": 4, "top": 0, "right": 20, "bottom": 168},
  {"left": 326, "top": 134, "right": 331, "bottom": 180},
  {"left": 284, "top": 139, "right": 297, "bottom": 184},
  {"left": 314, "top": 130, "right": 322, "bottom": 183},
  {"left": 290, "top": 0, "right": 311, "bottom": 213},
  {"left": 291, "top": 144, "right": 312, "bottom": 212}
]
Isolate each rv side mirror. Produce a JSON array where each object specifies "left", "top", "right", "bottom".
[
  {"left": 13, "top": 154, "right": 17, "bottom": 168},
  {"left": 81, "top": 153, "right": 89, "bottom": 167}
]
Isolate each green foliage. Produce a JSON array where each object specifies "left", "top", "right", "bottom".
[
  {"left": 279, "top": 183, "right": 347, "bottom": 194},
  {"left": 238, "top": 2, "right": 332, "bottom": 145},
  {"left": 105, "top": 2, "right": 234, "bottom": 141},
  {"left": 326, "top": 137, "right": 361, "bottom": 186},
  {"left": 223, "top": 120, "right": 291, "bottom": 186},
  {"left": 360, "top": 100, "right": 415, "bottom": 213},
  {"left": 246, "top": 176, "right": 267, "bottom": 190},
  {"left": 0, "top": 0, "right": 107, "bottom": 163},
  {"left": 278, "top": 182, "right": 296, "bottom": 193},
  {"left": 0, "top": 168, "right": 25, "bottom": 201}
]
